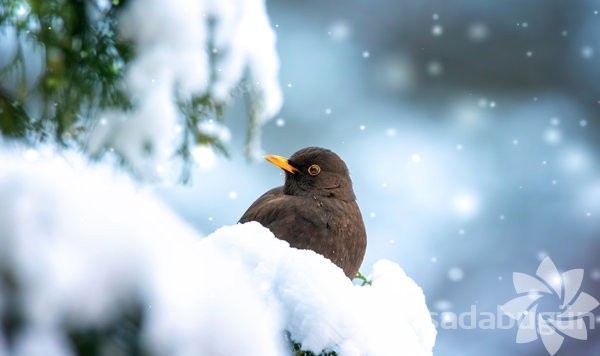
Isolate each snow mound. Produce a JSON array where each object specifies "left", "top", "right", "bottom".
[{"left": 0, "top": 147, "right": 435, "bottom": 355}]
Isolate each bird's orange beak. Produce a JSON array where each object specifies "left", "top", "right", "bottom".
[{"left": 265, "top": 154, "right": 299, "bottom": 174}]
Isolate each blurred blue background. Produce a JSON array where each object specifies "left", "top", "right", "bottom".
[{"left": 157, "top": 1, "right": 600, "bottom": 355}]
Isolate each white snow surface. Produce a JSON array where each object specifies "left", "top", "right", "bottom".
[
  {"left": 88, "top": 0, "right": 282, "bottom": 179},
  {"left": 0, "top": 147, "right": 436, "bottom": 356}
]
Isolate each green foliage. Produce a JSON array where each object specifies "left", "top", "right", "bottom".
[
  {"left": 0, "top": 267, "right": 25, "bottom": 348},
  {"left": 176, "top": 93, "right": 229, "bottom": 182},
  {"left": 67, "top": 303, "right": 147, "bottom": 356},
  {"left": 286, "top": 331, "right": 338, "bottom": 356},
  {"left": 291, "top": 341, "right": 338, "bottom": 356},
  {"left": 0, "top": 0, "right": 233, "bottom": 179},
  {"left": 354, "top": 271, "right": 372, "bottom": 286},
  {"left": 0, "top": 0, "right": 132, "bottom": 144}
]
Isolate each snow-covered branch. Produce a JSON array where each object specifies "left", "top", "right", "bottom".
[
  {"left": 0, "top": 147, "right": 436, "bottom": 355},
  {"left": 86, "top": 0, "right": 282, "bottom": 180}
]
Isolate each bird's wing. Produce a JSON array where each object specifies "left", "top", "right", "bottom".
[
  {"left": 239, "top": 187, "right": 328, "bottom": 241},
  {"left": 239, "top": 186, "right": 285, "bottom": 224},
  {"left": 240, "top": 187, "right": 324, "bottom": 226}
]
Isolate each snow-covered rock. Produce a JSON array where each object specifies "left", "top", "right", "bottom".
[{"left": 0, "top": 147, "right": 436, "bottom": 355}]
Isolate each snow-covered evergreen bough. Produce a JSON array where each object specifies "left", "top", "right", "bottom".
[{"left": 0, "top": 147, "right": 436, "bottom": 355}]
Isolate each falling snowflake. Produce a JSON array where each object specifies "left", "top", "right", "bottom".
[
  {"left": 467, "top": 22, "right": 489, "bottom": 42},
  {"left": 426, "top": 60, "right": 443, "bottom": 76},
  {"left": 581, "top": 46, "right": 594, "bottom": 59},
  {"left": 328, "top": 20, "right": 351, "bottom": 41},
  {"left": 452, "top": 192, "right": 479, "bottom": 218},
  {"left": 543, "top": 128, "right": 562, "bottom": 145},
  {"left": 448, "top": 267, "right": 464, "bottom": 282},
  {"left": 433, "top": 300, "right": 452, "bottom": 311},
  {"left": 431, "top": 25, "right": 443, "bottom": 37}
]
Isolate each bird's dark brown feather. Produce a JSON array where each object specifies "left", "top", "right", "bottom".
[{"left": 239, "top": 147, "right": 367, "bottom": 278}]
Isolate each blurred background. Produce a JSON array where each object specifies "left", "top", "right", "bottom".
[{"left": 156, "top": 0, "right": 600, "bottom": 355}]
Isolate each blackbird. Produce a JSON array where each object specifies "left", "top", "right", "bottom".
[{"left": 239, "top": 147, "right": 367, "bottom": 279}]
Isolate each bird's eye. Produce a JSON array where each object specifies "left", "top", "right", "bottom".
[{"left": 307, "top": 164, "right": 321, "bottom": 176}]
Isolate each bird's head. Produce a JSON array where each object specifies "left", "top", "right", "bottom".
[{"left": 265, "top": 147, "right": 356, "bottom": 201}]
